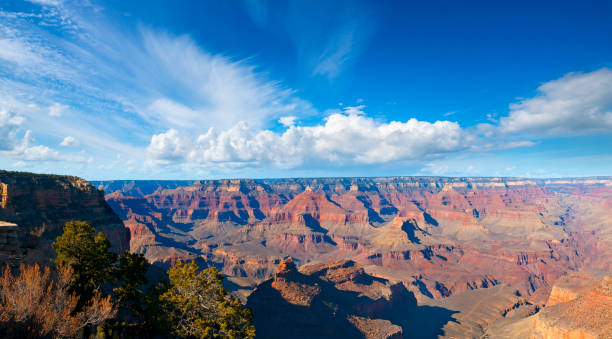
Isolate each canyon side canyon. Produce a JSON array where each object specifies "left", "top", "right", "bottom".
[{"left": 93, "top": 176, "right": 612, "bottom": 338}]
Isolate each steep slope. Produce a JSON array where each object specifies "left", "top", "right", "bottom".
[
  {"left": 1, "top": 170, "right": 130, "bottom": 262},
  {"left": 485, "top": 273, "right": 612, "bottom": 338},
  {"left": 532, "top": 275, "right": 612, "bottom": 338}
]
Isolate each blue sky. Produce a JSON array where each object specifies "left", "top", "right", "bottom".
[{"left": 0, "top": 0, "right": 611, "bottom": 180}]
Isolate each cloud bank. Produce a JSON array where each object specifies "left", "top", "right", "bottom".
[{"left": 148, "top": 106, "right": 472, "bottom": 168}]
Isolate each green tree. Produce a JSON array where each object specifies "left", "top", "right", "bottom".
[
  {"left": 113, "top": 252, "right": 148, "bottom": 318},
  {"left": 52, "top": 221, "right": 117, "bottom": 309},
  {"left": 160, "top": 261, "right": 255, "bottom": 339}
]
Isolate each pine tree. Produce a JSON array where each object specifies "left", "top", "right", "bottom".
[
  {"left": 113, "top": 251, "right": 148, "bottom": 318},
  {"left": 52, "top": 221, "right": 117, "bottom": 309}
]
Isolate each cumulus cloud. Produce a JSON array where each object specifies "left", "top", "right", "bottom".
[
  {"left": 148, "top": 129, "right": 194, "bottom": 162},
  {"left": 0, "top": 102, "right": 87, "bottom": 162},
  {"left": 500, "top": 68, "right": 612, "bottom": 134},
  {"left": 148, "top": 108, "right": 470, "bottom": 168},
  {"left": 20, "top": 145, "right": 62, "bottom": 161},
  {"left": 7, "top": 130, "right": 61, "bottom": 161},
  {"left": 59, "top": 136, "right": 79, "bottom": 147}
]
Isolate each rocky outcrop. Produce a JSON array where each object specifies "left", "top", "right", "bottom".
[
  {"left": 246, "top": 258, "right": 412, "bottom": 338},
  {"left": 0, "top": 221, "right": 21, "bottom": 265},
  {"left": 483, "top": 273, "right": 612, "bottom": 338},
  {"left": 0, "top": 171, "right": 130, "bottom": 262},
  {"left": 546, "top": 271, "right": 608, "bottom": 306},
  {"left": 531, "top": 275, "right": 612, "bottom": 339}
]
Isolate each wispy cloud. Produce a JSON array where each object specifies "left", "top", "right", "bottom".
[{"left": 243, "top": 0, "right": 379, "bottom": 80}]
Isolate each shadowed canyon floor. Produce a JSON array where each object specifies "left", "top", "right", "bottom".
[{"left": 94, "top": 177, "right": 612, "bottom": 337}]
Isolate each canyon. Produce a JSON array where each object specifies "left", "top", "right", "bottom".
[{"left": 95, "top": 176, "right": 612, "bottom": 337}]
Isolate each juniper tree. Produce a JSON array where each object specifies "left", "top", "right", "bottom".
[{"left": 160, "top": 261, "right": 255, "bottom": 339}]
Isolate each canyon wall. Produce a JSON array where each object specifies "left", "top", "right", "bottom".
[{"left": 1, "top": 171, "right": 130, "bottom": 262}]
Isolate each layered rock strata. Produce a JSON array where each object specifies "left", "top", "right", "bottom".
[
  {"left": 485, "top": 273, "right": 612, "bottom": 338},
  {"left": 1, "top": 171, "right": 130, "bottom": 262},
  {"left": 98, "top": 177, "right": 612, "bottom": 299}
]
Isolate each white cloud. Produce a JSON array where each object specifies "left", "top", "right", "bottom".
[
  {"left": 59, "top": 136, "right": 79, "bottom": 147},
  {"left": 306, "top": 4, "right": 376, "bottom": 80},
  {"left": 21, "top": 144, "right": 62, "bottom": 161},
  {"left": 0, "top": 101, "right": 87, "bottom": 163},
  {"left": 26, "top": 0, "right": 63, "bottom": 6},
  {"left": 499, "top": 140, "right": 537, "bottom": 149},
  {"left": 278, "top": 116, "right": 297, "bottom": 127},
  {"left": 0, "top": 38, "right": 44, "bottom": 67},
  {"left": 0, "top": 108, "right": 24, "bottom": 150},
  {"left": 500, "top": 68, "right": 612, "bottom": 134},
  {"left": 0, "top": 1, "right": 315, "bottom": 175},
  {"left": 342, "top": 105, "right": 366, "bottom": 115},
  {"left": 148, "top": 128, "right": 193, "bottom": 162},
  {"left": 148, "top": 109, "right": 469, "bottom": 168},
  {"left": 8, "top": 130, "right": 61, "bottom": 161},
  {"left": 313, "top": 28, "right": 355, "bottom": 79},
  {"left": 147, "top": 98, "right": 202, "bottom": 129},
  {"left": 48, "top": 102, "right": 68, "bottom": 117},
  {"left": 139, "top": 31, "right": 314, "bottom": 131}
]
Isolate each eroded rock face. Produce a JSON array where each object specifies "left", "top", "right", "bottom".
[
  {"left": 246, "top": 258, "right": 412, "bottom": 338},
  {"left": 533, "top": 275, "right": 612, "bottom": 339},
  {"left": 0, "top": 221, "right": 21, "bottom": 264},
  {"left": 97, "top": 177, "right": 612, "bottom": 305},
  {"left": 483, "top": 272, "right": 612, "bottom": 339},
  {"left": 0, "top": 171, "right": 130, "bottom": 262}
]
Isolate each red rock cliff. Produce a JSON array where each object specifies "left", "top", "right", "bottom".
[{"left": 0, "top": 170, "right": 130, "bottom": 260}]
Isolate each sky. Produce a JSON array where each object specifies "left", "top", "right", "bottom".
[{"left": 0, "top": 0, "right": 611, "bottom": 180}]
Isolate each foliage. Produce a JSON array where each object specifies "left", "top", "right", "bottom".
[
  {"left": 52, "top": 220, "right": 117, "bottom": 308},
  {"left": 49, "top": 221, "right": 256, "bottom": 338},
  {"left": 0, "top": 263, "right": 116, "bottom": 338},
  {"left": 113, "top": 251, "right": 149, "bottom": 318},
  {"left": 160, "top": 261, "right": 255, "bottom": 339}
]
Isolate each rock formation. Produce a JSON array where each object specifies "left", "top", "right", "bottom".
[
  {"left": 533, "top": 275, "right": 612, "bottom": 338},
  {"left": 0, "top": 171, "right": 130, "bottom": 263},
  {"left": 0, "top": 221, "right": 21, "bottom": 265},
  {"left": 246, "top": 258, "right": 412, "bottom": 338},
  {"left": 485, "top": 273, "right": 612, "bottom": 338}
]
